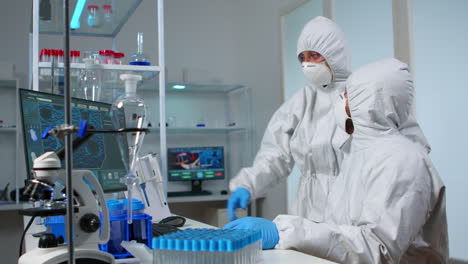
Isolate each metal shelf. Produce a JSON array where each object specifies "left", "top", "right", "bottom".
[
  {"left": 164, "top": 82, "right": 245, "bottom": 94},
  {"left": 38, "top": 0, "right": 143, "bottom": 37},
  {"left": 0, "top": 127, "right": 17, "bottom": 133},
  {"left": 150, "top": 127, "right": 247, "bottom": 134}
]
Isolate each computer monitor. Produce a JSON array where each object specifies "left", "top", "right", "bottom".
[
  {"left": 167, "top": 146, "right": 224, "bottom": 196},
  {"left": 19, "top": 89, "right": 127, "bottom": 193}
]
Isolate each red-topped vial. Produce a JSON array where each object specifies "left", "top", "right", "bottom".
[
  {"left": 113, "top": 52, "right": 125, "bottom": 65},
  {"left": 103, "top": 5, "right": 113, "bottom": 24},
  {"left": 70, "top": 50, "right": 81, "bottom": 64},
  {"left": 87, "top": 5, "right": 101, "bottom": 28},
  {"left": 40, "top": 49, "right": 51, "bottom": 62},
  {"left": 99, "top": 50, "right": 114, "bottom": 64},
  {"left": 57, "top": 50, "right": 64, "bottom": 63},
  {"left": 51, "top": 49, "right": 59, "bottom": 63}
]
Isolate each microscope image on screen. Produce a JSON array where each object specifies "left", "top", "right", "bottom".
[
  {"left": 167, "top": 146, "right": 225, "bottom": 197},
  {"left": 167, "top": 147, "right": 225, "bottom": 182}
]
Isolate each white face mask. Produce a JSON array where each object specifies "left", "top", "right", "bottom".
[
  {"left": 302, "top": 62, "right": 332, "bottom": 87},
  {"left": 334, "top": 92, "right": 350, "bottom": 132}
]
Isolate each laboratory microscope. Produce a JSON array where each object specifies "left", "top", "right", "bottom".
[{"left": 18, "top": 126, "right": 115, "bottom": 264}]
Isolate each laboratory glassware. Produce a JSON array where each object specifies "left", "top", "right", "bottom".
[
  {"left": 111, "top": 74, "right": 147, "bottom": 224},
  {"left": 114, "top": 52, "right": 125, "bottom": 65},
  {"left": 103, "top": 5, "right": 113, "bottom": 25},
  {"left": 99, "top": 50, "right": 114, "bottom": 64},
  {"left": 87, "top": 5, "right": 102, "bottom": 28},
  {"left": 129, "top": 32, "right": 151, "bottom": 66},
  {"left": 78, "top": 58, "right": 102, "bottom": 101}
]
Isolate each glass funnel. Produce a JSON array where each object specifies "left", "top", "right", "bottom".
[{"left": 111, "top": 74, "right": 147, "bottom": 223}]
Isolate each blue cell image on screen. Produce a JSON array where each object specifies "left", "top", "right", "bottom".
[
  {"left": 38, "top": 103, "right": 105, "bottom": 168},
  {"left": 20, "top": 89, "right": 127, "bottom": 193}
]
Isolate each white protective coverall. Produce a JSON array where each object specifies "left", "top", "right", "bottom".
[
  {"left": 274, "top": 58, "right": 448, "bottom": 264},
  {"left": 230, "top": 16, "right": 430, "bottom": 222}
]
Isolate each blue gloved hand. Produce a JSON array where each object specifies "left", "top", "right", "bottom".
[
  {"left": 223, "top": 217, "right": 279, "bottom": 250},
  {"left": 227, "top": 187, "right": 251, "bottom": 221}
]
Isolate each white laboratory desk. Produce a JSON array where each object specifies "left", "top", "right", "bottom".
[{"left": 115, "top": 218, "right": 337, "bottom": 264}]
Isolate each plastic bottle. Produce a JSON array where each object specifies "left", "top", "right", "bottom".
[
  {"left": 87, "top": 5, "right": 101, "bottom": 28},
  {"left": 99, "top": 50, "right": 114, "bottom": 64},
  {"left": 103, "top": 5, "right": 113, "bottom": 24},
  {"left": 113, "top": 52, "right": 125, "bottom": 65}
]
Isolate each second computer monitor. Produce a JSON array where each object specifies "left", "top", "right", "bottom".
[{"left": 167, "top": 146, "right": 225, "bottom": 181}]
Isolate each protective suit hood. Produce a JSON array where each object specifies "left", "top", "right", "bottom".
[
  {"left": 346, "top": 58, "right": 431, "bottom": 151},
  {"left": 297, "top": 16, "right": 351, "bottom": 82}
]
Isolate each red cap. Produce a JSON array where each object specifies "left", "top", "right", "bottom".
[
  {"left": 46, "top": 49, "right": 52, "bottom": 55},
  {"left": 70, "top": 50, "right": 80, "bottom": 57},
  {"left": 114, "top": 52, "right": 125, "bottom": 58},
  {"left": 51, "top": 49, "right": 58, "bottom": 56},
  {"left": 99, "top": 50, "right": 114, "bottom": 56},
  {"left": 40, "top": 49, "right": 47, "bottom": 60},
  {"left": 103, "top": 5, "right": 112, "bottom": 9},
  {"left": 58, "top": 50, "right": 64, "bottom": 56},
  {"left": 88, "top": 5, "right": 99, "bottom": 9}
]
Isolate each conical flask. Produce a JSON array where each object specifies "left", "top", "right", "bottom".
[{"left": 111, "top": 73, "right": 146, "bottom": 223}]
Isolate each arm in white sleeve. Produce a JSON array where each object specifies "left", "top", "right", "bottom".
[
  {"left": 230, "top": 87, "right": 311, "bottom": 197},
  {"left": 274, "top": 154, "right": 432, "bottom": 264}
]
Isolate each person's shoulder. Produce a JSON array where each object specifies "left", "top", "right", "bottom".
[
  {"left": 275, "top": 85, "right": 316, "bottom": 115},
  {"left": 370, "top": 136, "right": 428, "bottom": 169}
]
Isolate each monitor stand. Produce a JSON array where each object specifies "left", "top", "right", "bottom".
[{"left": 167, "top": 180, "right": 212, "bottom": 197}]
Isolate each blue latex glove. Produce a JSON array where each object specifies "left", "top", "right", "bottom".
[
  {"left": 227, "top": 187, "right": 251, "bottom": 221},
  {"left": 223, "top": 217, "right": 279, "bottom": 250}
]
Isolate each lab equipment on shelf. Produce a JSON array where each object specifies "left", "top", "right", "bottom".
[
  {"left": 103, "top": 5, "right": 113, "bottom": 24},
  {"left": 129, "top": 32, "right": 151, "bottom": 66},
  {"left": 114, "top": 52, "right": 125, "bottom": 64},
  {"left": 152, "top": 228, "right": 262, "bottom": 264},
  {"left": 87, "top": 5, "right": 102, "bottom": 28},
  {"left": 78, "top": 57, "right": 102, "bottom": 101},
  {"left": 99, "top": 49, "right": 115, "bottom": 64}
]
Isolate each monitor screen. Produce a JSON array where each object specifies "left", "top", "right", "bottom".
[
  {"left": 19, "top": 89, "right": 127, "bottom": 193},
  {"left": 167, "top": 146, "right": 225, "bottom": 181}
]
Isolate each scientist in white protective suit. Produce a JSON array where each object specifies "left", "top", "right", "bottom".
[
  {"left": 225, "top": 16, "right": 431, "bottom": 250},
  {"left": 274, "top": 58, "right": 449, "bottom": 263}
]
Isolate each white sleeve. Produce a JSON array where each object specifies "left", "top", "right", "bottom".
[
  {"left": 274, "top": 155, "right": 432, "bottom": 264},
  {"left": 229, "top": 87, "right": 310, "bottom": 197}
]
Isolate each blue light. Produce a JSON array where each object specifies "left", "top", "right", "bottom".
[
  {"left": 70, "top": 0, "right": 86, "bottom": 30},
  {"left": 172, "top": 84, "right": 186, "bottom": 90}
]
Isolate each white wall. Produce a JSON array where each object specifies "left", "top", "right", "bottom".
[
  {"left": 335, "top": 0, "right": 394, "bottom": 70},
  {"left": 282, "top": 0, "right": 323, "bottom": 210},
  {"left": 412, "top": 0, "right": 468, "bottom": 260}
]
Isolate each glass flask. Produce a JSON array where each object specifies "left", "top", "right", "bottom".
[
  {"left": 111, "top": 74, "right": 147, "bottom": 224},
  {"left": 78, "top": 58, "right": 102, "bottom": 101},
  {"left": 129, "top": 32, "right": 151, "bottom": 66}
]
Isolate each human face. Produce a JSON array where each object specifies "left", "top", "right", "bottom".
[{"left": 298, "top": 51, "right": 332, "bottom": 72}]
